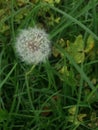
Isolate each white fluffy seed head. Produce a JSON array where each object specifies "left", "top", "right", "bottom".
[{"left": 14, "top": 27, "right": 51, "bottom": 64}]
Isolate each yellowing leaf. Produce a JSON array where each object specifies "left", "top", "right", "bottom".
[
  {"left": 68, "top": 116, "right": 80, "bottom": 125},
  {"left": 44, "top": 0, "right": 54, "bottom": 4},
  {"left": 68, "top": 105, "right": 77, "bottom": 115},
  {"left": 66, "top": 35, "right": 85, "bottom": 63},
  {"left": 78, "top": 114, "right": 87, "bottom": 122},
  {"left": 52, "top": 39, "right": 65, "bottom": 57},
  {"left": 90, "top": 112, "right": 96, "bottom": 122},
  {"left": 17, "top": 0, "right": 29, "bottom": 6},
  {"left": 0, "top": 24, "right": 9, "bottom": 33},
  {"left": 52, "top": 47, "right": 59, "bottom": 57},
  {"left": 15, "top": 8, "right": 29, "bottom": 23},
  {"left": 0, "top": 9, "right": 5, "bottom": 17},
  {"left": 54, "top": 17, "right": 60, "bottom": 23},
  {"left": 55, "top": 0, "right": 60, "bottom": 3},
  {"left": 85, "top": 35, "right": 94, "bottom": 53},
  {"left": 15, "top": 13, "right": 23, "bottom": 23},
  {"left": 44, "top": 0, "right": 60, "bottom": 4},
  {"left": 59, "top": 66, "right": 69, "bottom": 76},
  {"left": 59, "top": 38, "right": 65, "bottom": 47}
]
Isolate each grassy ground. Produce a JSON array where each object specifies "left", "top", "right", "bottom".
[{"left": 0, "top": 0, "right": 98, "bottom": 130}]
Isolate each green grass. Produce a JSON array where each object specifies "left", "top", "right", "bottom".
[{"left": 0, "top": 0, "right": 98, "bottom": 130}]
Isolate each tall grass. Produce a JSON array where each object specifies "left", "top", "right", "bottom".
[{"left": 0, "top": 0, "right": 98, "bottom": 129}]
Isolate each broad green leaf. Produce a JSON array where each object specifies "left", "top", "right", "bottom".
[
  {"left": 52, "top": 46, "right": 60, "bottom": 57},
  {"left": 68, "top": 116, "right": 80, "bottom": 125},
  {"left": 17, "top": 0, "right": 29, "bottom": 6},
  {"left": 59, "top": 66, "right": 77, "bottom": 87},
  {"left": 68, "top": 105, "right": 76, "bottom": 115},
  {"left": 59, "top": 66, "right": 69, "bottom": 76},
  {"left": 90, "top": 112, "right": 96, "bottom": 122},
  {"left": 44, "top": 0, "right": 54, "bottom": 4},
  {"left": 78, "top": 114, "right": 87, "bottom": 121},
  {"left": 0, "top": 9, "right": 5, "bottom": 17},
  {"left": 15, "top": 13, "right": 24, "bottom": 23},
  {"left": 66, "top": 35, "right": 85, "bottom": 63},
  {"left": 54, "top": 17, "right": 60, "bottom": 23},
  {"left": 44, "top": 0, "right": 60, "bottom": 5},
  {"left": 55, "top": 0, "right": 60, "bottom": 3},
  {"left": 52, "top": 39, "right": 65, "bottom": 57},
  {"left": 0, "top": 24, "right": 9, "bottom": 33},
  {"left": 85, "top": 35, "right": 94, "bottom": 53}
]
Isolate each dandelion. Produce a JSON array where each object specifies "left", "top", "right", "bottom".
[{"left": 15, "top": 27, "right": 51, "bottom": 64}]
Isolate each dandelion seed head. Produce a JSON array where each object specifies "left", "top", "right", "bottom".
[{"left": 15, "top": 27, "right": 51, "bottom": 64}]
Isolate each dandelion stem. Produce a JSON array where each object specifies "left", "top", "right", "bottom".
[
  {"left": 25, "top": 64, "right": 36, "bottom": 109},
  {"left": 26, "top": 64, "right": 36, "bottom": 76}
]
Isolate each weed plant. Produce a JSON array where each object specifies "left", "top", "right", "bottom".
[{"left": 0, "top": 0, "right": 98, "bottom": 130}]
